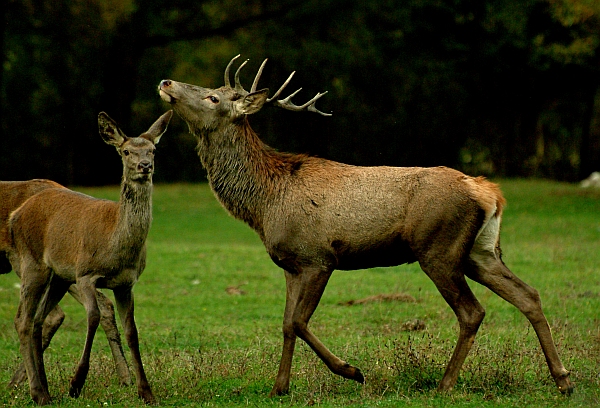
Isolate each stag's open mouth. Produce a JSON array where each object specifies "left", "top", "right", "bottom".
[{"left": 132, "top": 172, "right": 152, "bottom": 182}]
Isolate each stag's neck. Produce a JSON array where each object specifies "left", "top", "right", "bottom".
[
  {"left": 113, "top": 178, "right": 153, "bottom": 251},
  {"left": 195, "top": 120, "right": 296, "bottom": 235}
]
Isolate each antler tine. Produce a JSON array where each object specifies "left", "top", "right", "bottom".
[
  {"left": 224, "top": 54, "right": 241, "bottom": 87},
  {"left": 266, "top": 71, "right": 296, "bottom": 102},
  {"left": 308, "top": 101, "right": 333, "bottom": 117},
  {"left": 278, "top": 87, "right": 303, "bottom": 104},
  {"left": 275, "top": 90, "right": 332, "bottom": 117},
  {"left": 234, "top": 59, "right": 250, "bottom": 94},
  {"left": 250, "top": 59, "right": 268, "bottom": 93}
]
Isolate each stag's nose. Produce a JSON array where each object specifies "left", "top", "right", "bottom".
[
  {"left": 138, "top": 160, "right": 153, "bottom": 173},
  {"left": 159, "top": 80, "right": 171, "bottom": 89}
]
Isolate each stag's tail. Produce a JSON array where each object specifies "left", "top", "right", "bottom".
[{"left": 464, "top": 176, "right": 506, "bottom": 260}]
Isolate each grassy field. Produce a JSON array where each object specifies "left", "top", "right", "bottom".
[{"left": 0, "top": 179, "right": 598, "bottom": 407}]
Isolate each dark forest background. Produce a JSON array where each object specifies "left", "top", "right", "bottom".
[{"left": 2, "top": 0, "right": 600, "bottom": 186}]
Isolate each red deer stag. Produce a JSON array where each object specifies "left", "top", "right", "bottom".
[
  {"left": 0, "top": 179, "right": 131, "bottom": 388},
  {"left": 7, "top": 111, "right": 172, "bottom": 405},
  {"left": 158, "top": 55, "right": 573, "bottom": 396}
]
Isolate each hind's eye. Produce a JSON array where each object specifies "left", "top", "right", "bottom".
[
  {"left": 208, "top": 95, "right": 219, "bottom": 103},
  {"left": 123, "top": 150, "right": 130, "bottom": 156}
]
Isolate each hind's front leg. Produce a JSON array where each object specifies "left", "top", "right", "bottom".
[
  {"left": 114, "top": 286, "right": 155, "bottom": 404},
  {"left": 69, "top": 276, "right": 101, "bottom": 398}
]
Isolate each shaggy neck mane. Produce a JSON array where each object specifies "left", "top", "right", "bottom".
[{"left": 195, "top": 117, "right": 307, "bottom": 236}]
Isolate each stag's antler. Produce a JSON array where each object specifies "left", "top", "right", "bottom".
[
  {"left": 224, "top": 54, "right": 250, "bottom": 94},
  {"left": 224, "top": 55, "right": 332, "bottom": 117}
]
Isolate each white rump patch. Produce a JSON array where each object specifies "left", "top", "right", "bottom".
[{"left": 471, "top": 205, "right": 501, "bottom": 260}]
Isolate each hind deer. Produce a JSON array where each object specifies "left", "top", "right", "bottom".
[
  {"left": 0, "top": 179, "right": 132, "bottom": 388},
  {"left": 158, "top": 55, "right": 573, "bottom": 396},
  {"left": 7, "top": 110, "right": 172, "bottom": 405}
]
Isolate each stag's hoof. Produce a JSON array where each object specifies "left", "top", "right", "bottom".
[
  {"left": 139, "top": 388, "right": 156, "bottom": 405},
  {"left": 69, "top": 383, "right": 83, "bottom": 398},
  {"left": 340, "top": 363, "right": 364, "bottom": 384},
  {"left": 31, "top": 390, "right": 52, "bottom": 406},
  {"left": 353, "top": 367, "right": 365, "bottom": 384},
  {"left": 556, "top": 373, "right": 574, "bottom": 396},
  {"left": 269, "top": 383, "right": 289, "bottom": 397}
]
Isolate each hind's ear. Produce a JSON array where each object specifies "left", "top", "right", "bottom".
[
  {"left": 142, "top": 110, "right": 173, "bottom": 145},
  {"left": 98, "top": 112, "right": 127, "bottom": 147}
]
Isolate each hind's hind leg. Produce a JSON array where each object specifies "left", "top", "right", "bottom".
[
  {"left": 467, "top": 248, "right": 573, "bottom": 395},
  {"left": 10, "top": 305, "right": 65, "bottom": 387}
]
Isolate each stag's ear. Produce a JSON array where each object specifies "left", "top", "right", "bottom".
[
  {"left": 98, "top": 112, "right": 127, "bottom": 147},
  {"left": 142, "top": 110, "right": 173, "bottom": 145},
  {"left": 236, "top": 89, "right": 269, "bottom": 116}
]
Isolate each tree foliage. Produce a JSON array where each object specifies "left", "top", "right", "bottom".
[{"left": 2, "top": 0, "right": 599, "bottom": 185}]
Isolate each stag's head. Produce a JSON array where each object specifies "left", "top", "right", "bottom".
[
  {"left": 158, "top": 55, "right": 331, "bottom": 134},
  {"left": 98, "top": 110, "right": 172, "bottom": 182}
]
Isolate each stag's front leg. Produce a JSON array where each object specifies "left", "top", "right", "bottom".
[
  {"left": 69, "top": 276, "right": 101, "bottom": 398},
  {"left": 270, "top": 270, "right": 301, "bottom": 396},
  {"left": 277, "top": 266, "right": 364, "bottom": 392},
  {"left": 113, "top": 287, "right": 155, "bottom": 405}
]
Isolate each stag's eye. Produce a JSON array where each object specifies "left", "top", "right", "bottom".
[
  {"left": 208, "top": 95, "right": 219, "bottom": 104},
  {"left": 123, "top": 149, "right": 130, "bottom": 156}
]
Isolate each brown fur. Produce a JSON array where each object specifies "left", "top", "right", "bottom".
[
  {"left": 8, "top": 111, "right": 171, "bottom": 405},
  {"left": 159, "top": 57, "right": 572, "bottom": 396},
  {"left": 0, "top": 180, "right": 132, "bottom": 388},
  {"left": 0, "top": 180, "right": 64, "bottom": 274}
]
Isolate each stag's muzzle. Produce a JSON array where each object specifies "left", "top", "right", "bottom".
[{"left": 158, "top": 80, "right": 175, "bottom": 103}]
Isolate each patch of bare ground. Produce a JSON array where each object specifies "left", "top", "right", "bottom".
[{"left": 338, "top": 292, "right": 416, "bottom": 306}]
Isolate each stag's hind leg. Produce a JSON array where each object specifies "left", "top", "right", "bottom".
[
  {"left": 428, "top": 274, "right": 485, "bottom": 391},
  {"left": 467, "top": 249, "right": 573, "bottom": 394},
  {"left": 420, "top": 261, "right": 486, "bottom": 392}
]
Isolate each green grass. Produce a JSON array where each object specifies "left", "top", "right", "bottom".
[{"left": 1, "top": 179, "right": 599, "bottom": 407}]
